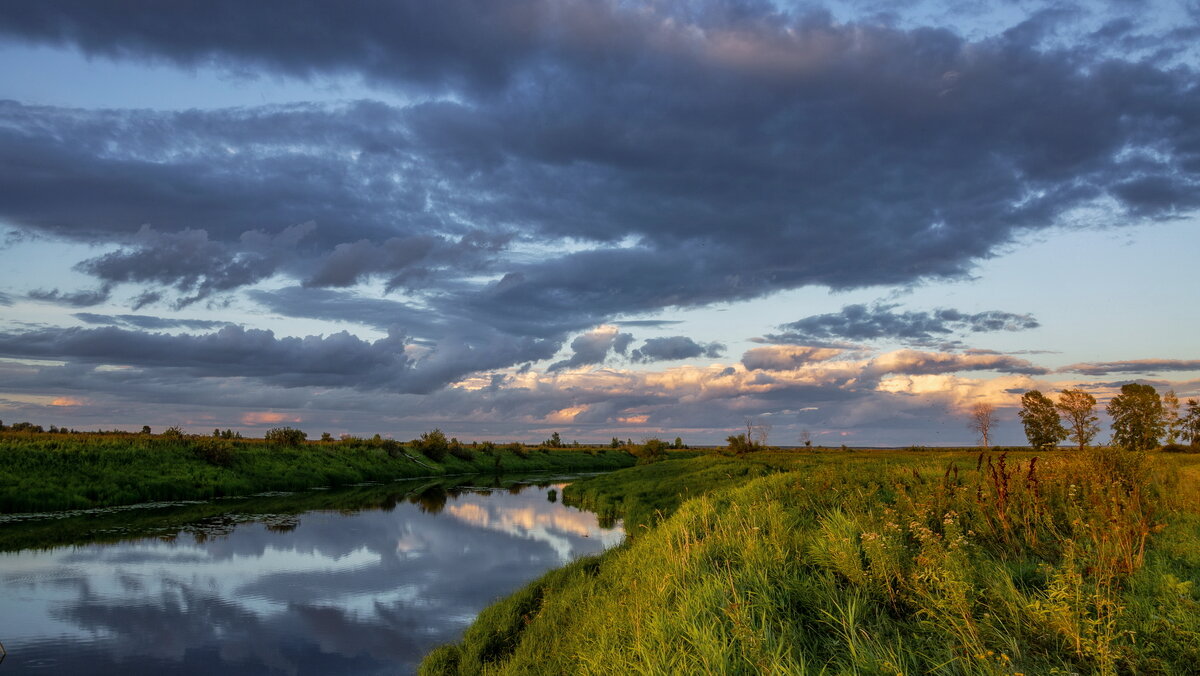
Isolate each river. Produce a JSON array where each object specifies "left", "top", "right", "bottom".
[{"left": 0, "top": 476, "right": 622, "bottom": 674}]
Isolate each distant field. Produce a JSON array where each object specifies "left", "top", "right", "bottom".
[
  {"left": 423, "top": 448, "right": 1200, "bottom": 675},
  {"left": 0, "top": 431, "right": 637, "bottom": 513}
]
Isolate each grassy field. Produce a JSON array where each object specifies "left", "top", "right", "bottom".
[
  {"left": 0, "top": 431, "right": 636, "bottom": 513},
  {"left": 422, "top": 448, "right": 1200, "bottom": 675}
]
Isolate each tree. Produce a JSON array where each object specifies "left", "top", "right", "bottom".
[
  {"left": 1107, "top": 383, "right": 1164, "bottom": 451},
  {"left": 1163, "top": 389, "right": 1181, "bottom": 445},
  {"left": 141, "top": 425, "right": 152, "bottom": 435},
  {"left": 745, "top": 417, "right": 771, "bottom": 447},
  {"left": 544, "top": 431, "right": 563, "bottom": 448},
  {"left": 967, "top": 402, "right": 996, "bottom": 448},
  {"left": 1018, "top": 390, "right": 1066, "bottom": 450},
  {"left": 799, "top": 429, "right": 813, "bottom": 448},
  {"left": 1180, "top": 399, "right": 1200, "bottom": 446},
  {"left": 1056, "top": 389, "right": 1099, "bottom": 451}
]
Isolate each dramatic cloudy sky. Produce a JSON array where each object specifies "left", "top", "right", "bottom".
[{"left": 0, "top": 0, "right": 1197, "bottom": 445}]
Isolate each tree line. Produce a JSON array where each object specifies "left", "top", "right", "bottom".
[{"left": 1003, "top": 384, "right": 1200, "bottom": 451}]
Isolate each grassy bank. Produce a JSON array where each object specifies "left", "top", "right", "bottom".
[
  {"left": 0, "top": 473, "right": 567, "bottom": 552},
  {"left": 423, "top": 449, "right": 1200, "bottom": 675},
  {"left": 0, "top": 431, "right": 635, "bottom": 513}
]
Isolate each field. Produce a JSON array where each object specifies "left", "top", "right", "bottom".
[
  {"left": 422, "top": 448, "right": 1200, "bottom": 675},
  {"left": 0, "top": 431, "right": 637, "bottom": 513}
]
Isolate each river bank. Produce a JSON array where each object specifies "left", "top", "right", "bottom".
[{"left": 0, "top": 431, "right": 636, "bottom": 513}]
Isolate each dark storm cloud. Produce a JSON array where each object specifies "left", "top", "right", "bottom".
[
  {"left": 0, "top": 3, "right": 1196, "bottom": 334},
  {"left": 771, "top": 304, "right": 1040, "bottom": 345},
  {"left": 1059, "top": 359, "right": 1200, "bottom": 375},
  {"left": 0, "top": 291, "right": 12, "bottom": 305},
  {"left": 0, "top": 324, "right": 415, "bottom": 390},
  {"left": 27, "top": 286, "right": 111, "bottom": 307},
  {"left": 631, "top": 336, "right": 725, "bottom": 363},
  {"left": 72, "top": 312, "right": 233, "bottom": 331}
]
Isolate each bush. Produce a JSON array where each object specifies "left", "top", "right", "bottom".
[
  {"left": 507, "top": 442, "right": 529, "bottom": 459},
  {"left": 1161, "top": 443, "right": 1198, "bottom": 453},
  {"left": 264, "top": 426, "right": 307, "bottom": 446},
  {"left": 449, "top": 438, "right": 474, "bottom": 461},
  {"left": 193, "top": 439, "right": 236, "bottom": 467},
  {"left": 416, "top": 429, "right": 449, "bottom": 462},
  {"left": 162, "top": 425, "right": 185, "bottom": 440}
]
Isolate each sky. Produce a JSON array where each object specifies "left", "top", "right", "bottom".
[{"left": 0, "top": 0, "right": 1197, "bottom": 446}]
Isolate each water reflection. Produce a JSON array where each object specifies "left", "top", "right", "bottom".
[{"left": 0, "top": 480, "right": 622, "bottom": 675}]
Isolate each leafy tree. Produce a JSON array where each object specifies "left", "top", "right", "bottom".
[
  {"left": 610, "top": 437, "right": 621, "bottom": 448},
  {"left": 673, "top": 437, "right": 684, "bottom": 449},
  {"left": 141, "top": 425, "right": 151, "bottom": 435},
  {"left": 1107, "top": 383, "right": 1164, "bottom": 451},
  {"left": 1163, "top": 389, "right": 1181, "bottom": 445},
  {"left": 1181, "top": 399, "right": 1200, "bottom": 446},
  {"left": 544, "top": 431, "right": 564, "bottom": 448},
  {"left": 1018, "top": 390, "right": 1066, "bottom": 450},
  {"left": 1056, "top": 389, "right": 1099, "bottom": 451},
  {"left": 967, "top": 402, "right": 996, "bottom": 448},
  {"left": 162, "top": 425, "right": 184, "bottom": 440}
]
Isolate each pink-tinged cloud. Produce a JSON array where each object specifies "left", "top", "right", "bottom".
[
  {"left": 741, "top": 345, "right": 843, "bottom": 371},
  {"left": 50, "top": 396, "right": 85, "bottom": 406},
  {"left": 242, "top": 411, "right": 303, "bottom": 425},
  {"left": 1058, "top": 359, "right": 1200, "bottom": 376},
  {"left": 868, "top": 350, "right": 1047, "bottom": 377}
]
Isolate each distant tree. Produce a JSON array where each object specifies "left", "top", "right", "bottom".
[
  {"left": 745, "top": 417, "right": 771, "bottom": 447},
  {"left": 1018, "top": 390, "right": 1066, "bottom": 451},
  {"left": 1107, "top": 383, "right": 1164, "bottom": 451},
  {"left": 213, "top": 428, "right": 221, "bottom": 438},
  {"left": 633, "top": 438, "right": 670, "bottom": 463},
  {"left": 544, "top": 431, "right": 564, "bottom": 448},
  {"left": 673, "top": 436, "right": 684, "bottom": 449},
  {"left": 1056, "top": 389, "right": 1099, "bottom": 451},
  {"left": 610, "top": 437, "right": 621, "bottom": 449},
  {"left": 162, "top": 425, "right": 184, "bottom": 440},
  {"left": 799, "top": 429, "right": 813, "bottom": 449},
  {"left": 320, "top": 432, "right": 334, "bottom": 442},
  {"left": 140, "top": 425, "right": 151, "bottom": 435},
  {"left": 967, "top": 402, "right": 996, "bottom": 448},
  {"left": 1181, "top": 399, "right": 1200, "bottom": 446},
  {"left": 1163, "top": 389, "right": 1181, "bottom": 445},
  {"left": 265, "top": 426, "right": 307, "bottom": 446}
]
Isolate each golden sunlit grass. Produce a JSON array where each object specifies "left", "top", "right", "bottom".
[{"left": 422, "top": 449, "right": 1200, "bottom": 675}]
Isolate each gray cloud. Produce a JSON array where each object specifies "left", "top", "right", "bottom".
[
  {"left": 1059, "top": 359, "right": 1200, "bottom": 376},
  {"left": 548, "top": 327, "right": 634, "bottom": 372},
  {"left": 742, "top": 346, "right": 846, "bottom": 371},
  {"left": 0, "top": 4, "right": 1194, "bottom": 334},
  {"left": 0, "top": 291, "right": 11, "bottom": 305},
  {"left": 631, "top": 336, "right": 725, "bottom": 363},
  {"left": 771, "top": 304, "right": 1040, "bottom": 346},
  {"left": 72, "top": 312, "right": 233, "bottom": 331},
  {"left": 28, "top": 286, "right": 112, "bottom": 307}
]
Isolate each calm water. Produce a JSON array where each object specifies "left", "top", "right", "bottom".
[{"left": 0, "top": 478, "right": 622, "bottom": 674}]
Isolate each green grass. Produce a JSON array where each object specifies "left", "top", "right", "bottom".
[
  {"left": 422, "top": 449, "right": 1200, "bottom": 675},
  {"left": 0, "top": 431, "right": 636, "bottom": 513}
]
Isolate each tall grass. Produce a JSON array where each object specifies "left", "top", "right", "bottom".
[
  {"left": 0, "top": 431, "right": 635, "bottom": 513},
  {"left": 422, "top": 450, "right": 1200, "bottom": 675}
]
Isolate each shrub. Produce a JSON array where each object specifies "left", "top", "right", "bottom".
[
  {"left": 265, "top": 426, "right": 307, "bottom": 446},
  {"left": 416, "top": 429, "right": 449, "bottom": 462},
  {"left": 449, "top": 437, "right": 474, "bottom": 461},
  {"left": 162, "top": 425, "right": 185, "bottom": 440},
  {"left": 507, "top": 442, "right": 529, "bottom": 459},
  {"left": 193, "top": 439, "right": 235, "bottom": 467}
]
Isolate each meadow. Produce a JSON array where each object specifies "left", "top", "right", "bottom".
[
  {"left": 0, "top": 430, "right": 636, "bottom": 513},
  {"left": 422, "top": 448, "right": 1200, "bottom": 675}
]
